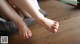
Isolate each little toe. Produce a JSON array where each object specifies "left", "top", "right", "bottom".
[{"left": 54, "top": 29, "right": 57, "bottom": 32}]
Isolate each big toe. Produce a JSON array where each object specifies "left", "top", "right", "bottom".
[{"left": 28, "top": 30, "right": 32, "bottom": 37}]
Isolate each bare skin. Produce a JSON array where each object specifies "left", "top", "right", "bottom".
[
  {"left": 12, "top": 0, "right": 59, "bottom": 36},
  {"left": 0, "top": 0, "right": 32, "bottom": 39},
  {"left": 0, "top": 0, "right": 59, "bottom": 39}
]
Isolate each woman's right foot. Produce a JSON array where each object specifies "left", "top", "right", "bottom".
[{"left": 18, "top": 25, "right": 32, "bottom": 39}]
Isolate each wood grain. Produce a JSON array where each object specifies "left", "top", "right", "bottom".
[{"left": 9, "top": 0, "right": 80, "bottom": 44}]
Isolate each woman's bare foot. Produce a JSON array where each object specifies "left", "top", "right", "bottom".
[
  {"left": 37, "top": 17, "right": 59, "bottom": 33},
  {"left": 18, "top": 26, "right": 32, "bottom": 39}
]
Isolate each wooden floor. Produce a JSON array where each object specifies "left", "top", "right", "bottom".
[{"left": 9, "top": 0, "right": 80, "bottom": 44}]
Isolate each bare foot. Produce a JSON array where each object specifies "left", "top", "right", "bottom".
[
  {"left": 37, "top": 17, "right": 59, "bottom": 33},
  {"left": 18, "top": 26, "right": 32, "bottom": 39}
]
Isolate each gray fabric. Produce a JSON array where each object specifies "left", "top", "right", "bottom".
[
  {"left": 0, "top": 18, "right": 35, "bottom": 35},
  {"left": 24, "top": 18, "right": 35, "bottom": 26},
  {"left": 0, "top": 18, "right": 35, "bottom": 31}
]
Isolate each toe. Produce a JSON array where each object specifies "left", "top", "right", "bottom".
[
  {"left": 54, "top": 21, "right": 59, "bottom": 28},
  {"left": 51, "top": 28, "right": 57, "bottom": 33},
  {"left": 54, "top": 29, "right": 57, "bottom": 32},
  {"left": 25, "top": 33, "right": 29, "bottom": 39},
  {"left": 51, "top": 25, "right": 57, "bottom": 29},
  {"left": 51, "top": 25, "right": 58, "bottom": 33},
  {"left": 28, "top": 30, "right": 32, "bottom": 37},
  {"left": 52, "top": 24, "right": 58, "bottom": 29}
]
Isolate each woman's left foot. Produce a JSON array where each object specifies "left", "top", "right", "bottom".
[{"left": 37, "top": 17, "right": 59, "bottom": 33}]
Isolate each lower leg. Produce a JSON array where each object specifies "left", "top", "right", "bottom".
[
  {"left": 0, "top": 11, "right": 10, "bottom": 21},
  {"left": 32, "top": 0, "right": 40, "bottom": 10},
  {"left": 12, "top": 0, "right": 45, "bottom": 20},
  {"left": 32, "top": 0, "right": 47, "bottom": 16},
  {"left": 18, "top": 8, "right": 32, "bottom": 18}
]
